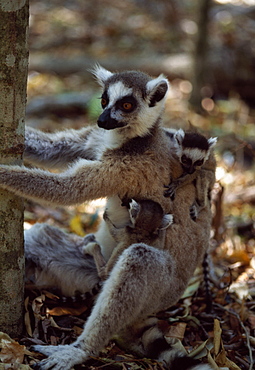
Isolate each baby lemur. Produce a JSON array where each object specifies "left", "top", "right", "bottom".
[
  {"left": 0, "top": 65, "right": 214, "bottom": 370},
  {"left": 82, "top": 199, "right": 173, "bottom": 279},
  {"left": 164, "top": 128, "right": 217, "bottom": 219}
]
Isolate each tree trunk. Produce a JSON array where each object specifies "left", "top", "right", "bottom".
[
  {"left": 0, "top": 0, "right": 29, "bottom": 337},
  {"left": 189, "top": 0, "right": 212, "bottom": 109}
]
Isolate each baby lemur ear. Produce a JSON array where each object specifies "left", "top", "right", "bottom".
[
  {"left": 129, "top": 199, "right": 140, "bottom": 227},
  {"left": 174, "top": 128, "right": 185, "bottom": 146},
  {"left": 159, "top": 214, "right": 174, "bottom": 231},
  {"left": 208, "top": 137, "right": 217, "bottom": 149},
  {"left": 146, "top": 75, "right": 169, "bottom": 107},
  {"left": 90, "top": 64, "right": 113, "bottom": 87}
]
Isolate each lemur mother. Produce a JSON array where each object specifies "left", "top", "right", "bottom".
[{"left": 0, "top": 66, "right": 214, "bottom": 370}]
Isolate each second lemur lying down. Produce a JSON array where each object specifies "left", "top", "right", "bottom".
[
  {"left": 82, "top": 199, "right": 173, "bottom": 279},
  {"left": 24, "top": 223, "right": 101, "bottom": 299}
]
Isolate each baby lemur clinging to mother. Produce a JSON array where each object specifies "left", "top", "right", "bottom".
[
  {"left": 164, "top": 128, "right": 217, "bottom": 219},
  {"left": 0, "top": 65, "right": 214, "bottom": 370},
  {"left": 82, "top": 199, "right": 173, "bottom": 279}
]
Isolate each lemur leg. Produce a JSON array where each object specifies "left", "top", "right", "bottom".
[
  {"left": 32, "top": 243, "right": 175, "bottom": 370},
  {"left": 195, "top": 174, "right": 208, "bottom": 208},
  {"left": 81, "top": 241, "right": 106, "bottom": 278}
]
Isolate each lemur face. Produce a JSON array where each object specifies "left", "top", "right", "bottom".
[
  {"left": 174, "top": 129, "right": 217, "bottom": 174},
  {"left": 92, "top": 65, "right": 169, "bottom": 137}
]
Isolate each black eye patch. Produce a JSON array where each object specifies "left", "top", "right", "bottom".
[
  {"left": 181, "top": 155, "right": 192, "bottom": 167},
  {"left": 116, "top": 96, "right": 137, "bottom": 113},
  {"left": 194, "top": 159, "right": 204, "bottom": 167},
  {"left": 101, "top": 91, "right": 109, "bottom": 108}
]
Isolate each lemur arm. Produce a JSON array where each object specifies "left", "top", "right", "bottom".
[
  {"left": 24, "top": 126, "right": 103, "bottom": 169},
  {"left": 164, "top": 171, "right": 198, "bottom": 199},
  {"left": 82, "top": 242, "right": 106, "bottom": 278},
  {"left": 0, "top": 159, "right": 121, "bottom": 205}
]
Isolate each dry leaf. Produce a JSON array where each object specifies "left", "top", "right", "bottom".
[
  {"left": 24, "top": 296, "right": 33, "bottom": 337},
  {"left": 32, "top": 294, "right": 45, "bottom": 318},
  {"left": 0, "top": 364, "right": 32, "bottom": 369},
  {"left": 213, "top": 319, "right": 222, "bottom": 357},
  {"left": 164, "top": 337, "right": 187, "bottom": 354},
  {"left": 47, "top": 305, "right": 87, "bottom": 316},
  {"left": 165, "top": 322, "right": 187, "bottom": 341},
  {"left": 0, "top": 340, "right": 26, "bottom": 364},
  {"left": 189, "top": 337, "right": 214, "bottom": 360},
  {"left": 207, "top": 351, "right": 220, "bottom": 370},
  {"left": 215, "top": 349, "right": 241, "bottom": 370}
]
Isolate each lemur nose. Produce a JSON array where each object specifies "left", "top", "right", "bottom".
[
  {"left": 97, "top": 109, "right": 111, "bottom": 127},
  {"left": 97, "top": 109, "right": 126, "bottom": 130}
]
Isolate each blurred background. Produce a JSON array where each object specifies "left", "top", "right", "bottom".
[
  {"left": 26, "top": 0, "right": 255, "bottom": 261},
  {"left": 24, "top": 1, "right": 255, "bottom": 367}
]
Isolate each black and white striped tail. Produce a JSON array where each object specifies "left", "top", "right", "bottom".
[{"left": 55, "top": 281, "right": 102, "bottom": 304}]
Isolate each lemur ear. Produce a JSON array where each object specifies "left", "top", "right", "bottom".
[
  {"left": 91, "top": 64, "right": 113, "bottom": 87},
  {"left": 174, "top": 128, "right": 185, "bottom": 146},
  {"left": 159, "top": 214, "right": 173, "bottom": 230},
  {"left": 208, "top": 137, "right": 217, "bottom": 149},
  {"left": 129, "top": 199, "right": 140, "bottom": 227},
  {"left": 146, "top": 75, "right": 169, "bottom": 107}
]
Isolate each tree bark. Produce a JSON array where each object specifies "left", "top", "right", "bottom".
[
  {"left": 189, "top": 0, "right": 212, "bottom": 109},
  {"left": 0, "top": 0, "right": 29, "bottom": 337}
]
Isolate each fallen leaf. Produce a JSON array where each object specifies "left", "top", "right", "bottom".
[
  {"left": 214, "top": 319, "right": 222, "bottom": 357},
  {"left": 0, "top": 340, "right": 26, "bottom": 364},
  {"left": 47, "top": 305, "right": 87, "bottom": 316},
  {"left": 165, "top": 322, "right": 187, "bottom": 341}
]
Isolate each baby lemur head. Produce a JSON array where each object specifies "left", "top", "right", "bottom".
[
  {"left": 128, "top": 199, "right": 173, "bottom": 238},
  {"left": 174, "top": 129, "right": 217, "bottom": 174},
  {"left": 91, "top": 64, "right": 169, "bottom": 139}
]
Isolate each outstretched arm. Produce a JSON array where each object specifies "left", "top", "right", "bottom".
[
  {"left": 24, "top": 126, "right": 104, "bottom": 169},
  {"left": 0, "top": 159, "right": 118, "bottom": 206}
]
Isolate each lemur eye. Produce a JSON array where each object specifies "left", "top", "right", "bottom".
[
  {"left": 181, "top": 155, "right": 188, "bottom": 164},
  {"left": 194, "top": 159, "right": 204, "bottom": 167},
  {"left": 122, "top": 102, "right": 133, "bottom": 111},
  {"left": 101, "top": 98, "right": 108, "bottom": 108}
]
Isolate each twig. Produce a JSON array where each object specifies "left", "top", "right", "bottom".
[{"left": 213, "top": 303, "right": 254, "bottom": 370}]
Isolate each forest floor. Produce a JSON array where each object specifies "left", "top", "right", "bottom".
[{"left": 0, "top": 0, "right": 255, "bottom": 369}]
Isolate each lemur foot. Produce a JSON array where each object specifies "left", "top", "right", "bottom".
[
  {"left": 31, "top": 344, "right": 88, "bottom": 370},
  {"left": 163, "top": 184, "right": 176, "bottom": 200},
  {"left": 83, "top": 233, "right": 96, "bottom": 244}
]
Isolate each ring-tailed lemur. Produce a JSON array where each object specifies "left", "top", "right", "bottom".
[
  {"left": 164, "top": 129, "right": 217, "bottom": 220},
  {"left": 82, "top": 199, "right": 173, "bottom": 279},
  {"left": 0, "top": 65, "right": 214, "bottom": 370}
]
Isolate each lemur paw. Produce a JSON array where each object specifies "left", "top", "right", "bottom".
[
  {"left": 163, "top": 184, "right": 176, "bottom": 200},
  {"left": 83, "top": 233, "right": 96, "bottom": 244},
  {"left": 31, "top": 344, "right": 88, "bottom": 370}
]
